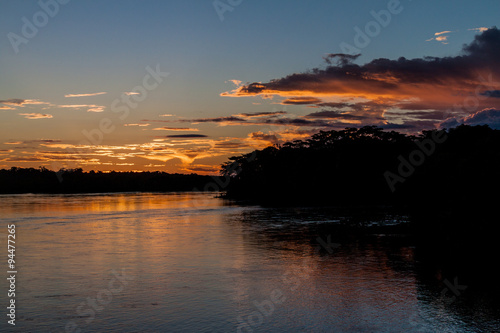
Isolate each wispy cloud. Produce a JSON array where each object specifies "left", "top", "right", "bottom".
[
  {"left": 153, "top": 127, "right": 200, "bottom": 131},
  {"left": 64, "top": 92, "right": 107, "bottom": 98},
  {"left": 18, "top": 113, "right": 53, "bottom": 119},
  {"left": 165, "top": 134, "right": 208, "bottom": 138},
  {"left": 281, "top": 97, "right": 322, "bottom": 105},
  {"left": 237, "top": 111, "right": 287, "bottom": 118},
  {"left": 469, "top": 27, "right": 489, "bottom": 32},
  {"left": 59, "top": 104, "right": 105, "bottom": 112},
  {"left": 228, "top": 79, "right": 242, "bottom": 86},
  {"left": 426, "top": 30, "right": 454, "bottom": 44},
  {"left": 0, "top": 99, "right": 51, "bottom": 106},
  {"left": 124, "top": 123, "right": 151, "bottom": 127},
  {"left": 435, "top": 30, "right": 453, "bottom": 36}
]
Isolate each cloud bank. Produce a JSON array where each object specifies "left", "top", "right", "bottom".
[{"left": 222, "top": 27, "right": 500, "bottom": 131}]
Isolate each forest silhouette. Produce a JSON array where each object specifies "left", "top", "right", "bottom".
[
  {"left": 221, "top": 125, "right": 499, "bottom": 206},
  {"left": 0, "top": 168, "right": 213, "bottom": 194}
]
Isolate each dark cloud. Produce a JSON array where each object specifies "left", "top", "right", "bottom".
[
  {"left": 439, "top": 108, "right": 500, "bottom": 129},
  {"left": 222, "top": 28, "right": 500, "bottom": 131},
  {"left": 184, "top": 116, "right": 245, "bottom": 123},
  {"left": 238, "top": 111, "right": 287, "bottom": 117},
  {"left": 259, "top": 118, "right": 333, "bottom": 127},
  {"left": 314, "top": 102, "right": 351, "bottom": 109},
  {"left": 214, "top": 141, "right": 248, "bottom": 148},
  {"left": 480, "top": 90, "right": 500, "bottom": 98},
  {"left": 249, "top": 132, "right": 281, "bottom": 145},
  {"left": 0, "top": 99, "right": 26, "bottom": 105},
  {"left": 323, "top": 53, "right": 361, "bottom": 65}
]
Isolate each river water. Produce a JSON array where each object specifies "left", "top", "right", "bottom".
[{"left": 0, "top": 192, "right": 498, "bottom": 332}]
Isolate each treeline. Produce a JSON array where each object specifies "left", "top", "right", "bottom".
[
  {"left": 221, "top": 125, "right": 500, "bottom": 208},
  {"left": 0, "top": 168, "right": 214, "bottom": 194}
]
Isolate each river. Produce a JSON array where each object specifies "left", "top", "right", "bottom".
[{"left": 0, "top": 192, "right": 498, "bottom": 332}]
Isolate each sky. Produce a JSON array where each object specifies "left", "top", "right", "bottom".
[{"left": 1, "top": 0, "right": 499, "bottom": 174}]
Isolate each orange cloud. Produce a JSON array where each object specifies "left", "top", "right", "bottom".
[
  {"left": 64, "top": 92, "right": 107, "bottom": 97},
  {"left": 18, "top": 113, "right": 53, "bottom": 119},
  {"left": 221, "top": 28, "right": 500, "bottom": 130},
  {"left": 152, "top": 127, "right": 200, "bottom": 131}
]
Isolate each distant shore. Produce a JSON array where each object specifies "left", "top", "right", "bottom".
[{"left": 0, "top": 168, "right": 215, "bottom": 194}]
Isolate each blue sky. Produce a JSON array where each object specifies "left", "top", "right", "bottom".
[{"left": 1, "top": 0, "right": 499, "bottom": 173}]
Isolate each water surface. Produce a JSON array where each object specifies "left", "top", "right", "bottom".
[{"left": 1, "top": 192, "right": 498, "bottom": 332}]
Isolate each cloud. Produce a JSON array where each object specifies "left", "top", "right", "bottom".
[
  {"left": 124, "top": 123, "right": 151, "bottom": 127},
  {"left": 1, "top": 139, "right": 61, "bottom": 149},
  {"left": 228, "top": 79, "right": 242, "bottom": 86},
  {"left": 213, "top": 141, "right": 247, "bottom": 149},
  {"left": 18, "top": 113, "right": 53, "bottom": 119},
  {"left": 0, "top": 99, "right": 25, "bottom": 105},
  {"left": 435, "top": 30, "right": 453, "bottom": 36},
  {"left": 221, "top": 28, "right": 500, "bottom": 131},
  {"left": 323, "top": 53, "right": 360, "bottom": 65},
  {"left": 123, "top": 92, "right": 140, "bottom": 96},
  {"left": 184, "top": 116, "right": 247, "bottom": 124},
  {"left": 305, "top": 110, "right": 368, "bottom": 120},
  {"left": 0, "top": 99, "right": 50, "bottom": 106},
  {"left": 153, "top": 127, "right": 199, "bottom": 131},
  {"left": 281, "top": 97, "right": 323, "bottom": 105},
  {"left": 64, "top": 92, "right": 107, "bottom": 97},
  {"left": 426, "top": 30, "right": 455, "bottom": 44},
  {"left": 248, "top": 131, "right": 281, "bottom": 145},
  {"left": 237, "top": 111, "right": 287, "bottom": 117},
  {"left": 480, "top": 90, "right": 500, "bottom": 98},
  {"left": 182, "top": 164, "right": 220, "bottom": 174},
  {"left": 0, "top": 106, "right": 15, "bottom": 110},
  {"left": 87, "top": 106, "right": 105, "bottom": 112},
  {"left": 165, "top": 134, "right": 208, "bottom": 138},
  {"left": 159, "top": 114, "right": 174, "bottom": 117},
  {"left": 469, "top": 27, "right": 489, "bottom": 32},
  {"left": 59, "top": 104, "right": 105, "bottom": 112},
  {"left": 439, "top": 108, "right": 500, "bottom": 129}
]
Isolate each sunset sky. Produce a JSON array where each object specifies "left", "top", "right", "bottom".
[{"left": 1, "top": 0, "right": 499, "bottom": 174}]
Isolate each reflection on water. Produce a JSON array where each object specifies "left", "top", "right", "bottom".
[{"left": 0, "top": 193, "right": 498, "bottom": 332}]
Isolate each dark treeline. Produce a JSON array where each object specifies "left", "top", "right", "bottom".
[
  {"left": 221, "top": 125, "right": 500, "bottom": 209},
  {"left": 0, "top": 168, "right": 214, "bottom": 194}
]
